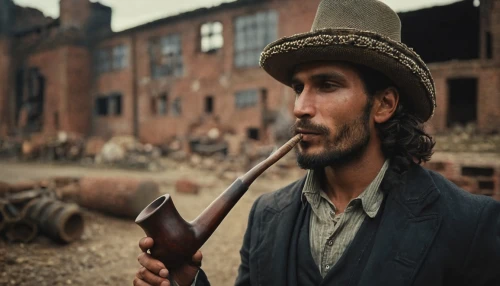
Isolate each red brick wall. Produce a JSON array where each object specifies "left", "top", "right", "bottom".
[
  {"left": 60, "top": 0, "right": 91, "bottom": 29},
  {"left": 428, "top": 60, "right": 500, "bottom": 133},
  {"left": 0, "top": 38, "right": 12, "bottom": 136},
  {"left": 65, "top": 46, "right": 92, "bottom": 135},
  {"left": 491, "top": 0, "right": 500, "bottom": 61},
  {"left": 94, "top": 0, "right": 321, "bottom": 145},
  {"left": 92, "top": 36, "right": 135, "bottom": 138},
  {"left": 28, "top": 46, "right": 91, "bottom": 136}
]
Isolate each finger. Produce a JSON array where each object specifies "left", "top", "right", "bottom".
[
  {"left": 139, "top": 237, "right": 154, "bottom": 252},
  {"left": 133, "top": 276, "right": 170, "bottom": 286},
  {"left": 136, "top": 267, "right": 169, "bottom": 286},
  {"left": 133, "top": 276, "right": 152, "bottom": 286},
  {"left": 190, "top": 250, "right": 203, "bottom": 267},
  {"left": 192, "top": 250, "right": 203, "bottom": 263},
  {"left": 137, "top": 253, "right": 168, "bottom": 277}
]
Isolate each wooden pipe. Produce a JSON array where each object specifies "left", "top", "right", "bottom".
[{"left": 135, "top": 134, "right": 302, "bottom": 269}]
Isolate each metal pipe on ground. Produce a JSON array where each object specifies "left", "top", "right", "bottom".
[
  {"left": 25, "top": 197, "right": 84, "bottom": 243},
  {"left": 0, "top": 204, "right": 5, "bottom": 233},
  {"left": 0, "top": 181, "right": 37, "bottom": 195},
  {"left": 78, "top": 177, "right": 161, "bottom": 218},
  {"left": 1, "top": 202, "right": 22, "bottom": 223},
  {"left": 4, "top": 219, "right": 38, "bottom": 243}
]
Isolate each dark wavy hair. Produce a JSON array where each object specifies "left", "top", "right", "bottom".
[{"left": 354, "top": 64, "right": 435, "bottom": 165}]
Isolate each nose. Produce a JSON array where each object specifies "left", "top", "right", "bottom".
[{"left": 293, "top": 88, "right": 316, "bottom": 119}]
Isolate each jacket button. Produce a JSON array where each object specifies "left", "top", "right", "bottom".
[{"left": 327, "top": 240, "right": 333, "bottom": 246}]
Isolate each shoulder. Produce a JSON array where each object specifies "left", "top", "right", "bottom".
[
  {"left": 425, "top": 167, "right": 500, "bottom": 219},
  {"left": 251, "top": 176, "right": 306, "bottom": 214}
]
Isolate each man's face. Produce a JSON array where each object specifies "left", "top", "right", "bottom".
[{"left": 291, "top": 62, "right": 373, "bottom": 169}]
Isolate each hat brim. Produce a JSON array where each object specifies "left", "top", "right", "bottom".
[{"left": 260, "top": 29, "right": 436, "bottom": 122}]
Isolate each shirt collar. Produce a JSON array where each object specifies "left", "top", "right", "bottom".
[{"left": 301, "top": 160, "right": 390, "bottom": 218}]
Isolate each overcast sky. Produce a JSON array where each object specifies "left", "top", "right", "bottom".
[{"left": 14, "top": 0, "right": 468, "bottom": 31}]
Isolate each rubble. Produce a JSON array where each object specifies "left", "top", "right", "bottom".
[
  {"left": 1, "top": 133, "right": 165, "bottom": 171},
  {"left": 434, "top": 123, "right": 500, "bottom": 153},
  {"left": 0, "top": 175, "right": 162, "bottom": 244},
  {"left": 175, "top": 179, "right": 200, "bottom": 195},
  {"left": 0, "top": 181, "right": 84, "bottom": 244},
  {"left": 78, "top": 177, "right": 161, "bottom": 218}
]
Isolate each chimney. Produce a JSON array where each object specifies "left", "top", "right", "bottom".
[{"left": 59, "top": 0, "right": 91, "bottom": 29}]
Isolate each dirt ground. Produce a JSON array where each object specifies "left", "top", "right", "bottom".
[{"left": 0, "top": 159, "right": 305, "bottom": 286}]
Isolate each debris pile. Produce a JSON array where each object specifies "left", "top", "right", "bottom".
[
  {"left": 0, "top": 180, "right": 84, "bottom": 244},
  {"left": 1, "top": 133, "right": 164, "bottom": 171},
  {"left": 93, "top": 136, "right": 163, "bottom": 171},
  {"left": 0, "top": 138, "right": 22, "bottom": 158},
  {"left": 0, "top": 176, "right": 162, "bottom": 243},
  {"left": 434, "top": 123, "right": 500, "bottom": 153}
]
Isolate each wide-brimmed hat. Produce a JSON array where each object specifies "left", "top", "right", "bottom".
[{"left": 260, "top": 0, "right": 436, "bottom": 122}]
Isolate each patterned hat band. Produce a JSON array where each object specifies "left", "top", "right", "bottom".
[{"left": 260, "top": 29, "right": 437, "bottom": 121}]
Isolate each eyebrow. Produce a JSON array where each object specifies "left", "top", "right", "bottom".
[{"left": 291, "top": 72, "right": 348, "bottom": 86}]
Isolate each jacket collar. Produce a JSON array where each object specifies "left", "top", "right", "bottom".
[{"left": 382, "top": 159, "right": 441, "bottom": 217}]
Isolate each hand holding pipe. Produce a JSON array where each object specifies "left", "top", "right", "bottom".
[{"left": 135, "top": 134, "right": 302, "bottom": 270}]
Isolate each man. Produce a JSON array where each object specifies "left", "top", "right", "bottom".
[{"left": 134, "top": 0, "right": 500, "bottom": 285}]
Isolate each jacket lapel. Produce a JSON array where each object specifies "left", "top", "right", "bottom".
[
  {"left": 359, "top": 163, "right": 442, "bottom": 286},
  {"left": 255, "top": 177, "right": 306, "bottom": 286}
]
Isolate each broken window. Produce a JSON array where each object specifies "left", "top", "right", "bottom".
[
  {"left": 108, "top": 93, "right": 122, "bottom": 115},
  {"left": 95, "top": 93, "right": 122, "bottom": 116},
  {"left": 151, "top": 94, "right": 168, "bottom": 116},
  {"left": 97, "top": 49, "right": 111, "bottom": 73},
  {"left": 149, "top": 34, "right": 183, "bottom": 78},
  {"left": 247, "top": 128, "right": 260, "bottom": 140},
  {"left": 201, "top": 21, "right": 223, "bottom": 53},
  {"left": 171, "top": 97, "right": 182, "bottom": 117},
  {"left": 96, "top": 44, "right": 129, "bottom": 73},
  {"left": 54, "top": 112, "right": 59, "bottom": 129},
  {"left": 486, "top": 32, "right": 493, "bottom": 59},
  {"left": 205, "top": 96, "right": 214, "bottom": 113},
  {"left": 16, "top": 68, "right": 45, "bottom": 132},
  {"left": 462, "top": 166, "right": 495, "bottom": 196},
  {"left": 447, "top": 78, "right": 477, "bottom": 127},
  {"left": 95, "top": 96, "right": 108, "bottom": 116},
  {"left": 234, "top": 10, "right": 278, "bottom": 67},
  {"left": 112, "top": 45, "right": 129, "bottom": 69},
  {"left": 235, "top": 90, "right": 258, "bottom": 109}
]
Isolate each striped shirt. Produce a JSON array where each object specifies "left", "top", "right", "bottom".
[{"left": 301, "top": 160, "right": 389, "bottom": 277}]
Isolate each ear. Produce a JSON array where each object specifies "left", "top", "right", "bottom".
[{"left": 372, "top": 87, "right": 399, "bottom": 124}]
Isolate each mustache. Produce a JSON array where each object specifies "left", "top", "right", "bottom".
[{"left": 290, "top": 120, "right": 330, "bottom": 136}]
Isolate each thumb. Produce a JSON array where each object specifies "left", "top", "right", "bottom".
[{"left": 191, "top": 250, "right": 203, "bottom": 267}]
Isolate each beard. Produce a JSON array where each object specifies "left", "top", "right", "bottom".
[{"left": 293, "top": 101, "right": 372, "bottom": 170}]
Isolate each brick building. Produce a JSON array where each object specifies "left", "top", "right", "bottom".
[
  {"left": 0, "top": 0, "right": 322, "bottom": 145},
  {"left": 0, "top": 0, "right": 498, "bottom": 143}
]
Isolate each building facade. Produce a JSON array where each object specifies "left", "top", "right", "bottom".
[{"left": 0, "top": 0, "right": 498, "bottom": 145}]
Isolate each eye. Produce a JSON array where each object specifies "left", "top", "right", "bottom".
[
  {"left": 292, "top": 84, "right": 304, "bottom": 95},
  {"left": 320, "top": 81, "right": 338, "bottom": 90}
]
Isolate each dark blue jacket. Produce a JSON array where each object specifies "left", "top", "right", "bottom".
[{"left": 199, "top": 162, "right": 500, "bottom": 285}]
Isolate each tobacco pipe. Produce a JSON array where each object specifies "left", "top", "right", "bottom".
[{"left": 135, "top": 134, "right": 302, "bottom": 270}]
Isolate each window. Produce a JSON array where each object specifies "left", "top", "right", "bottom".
[
  {"left": 235, "top": 90, "right": 258, "bottom": 109},
  {"left": 201, "top": 22, "right": 223, "bottom": 53},
  {"left": 486, "top": 32, "right": 493, "bottom": 59},
  {"left": 205, "top": 96, "right": 214, "bottom": 113},
  {"left": 247, "top": 128, "right": 260, "bottom": 140},
  {"left": 151, "top": 94, "right": 168, "bottom": 116},
  {"left": 95, "top": 93, "right": 122, "bottom": 116},
  {"left": 96, "top": 44, "right": 129, "bottom": 73},
  {"left": 108, "top": 93, "right": 122, "bottom": 115},
  {"left": 234, "top": 10, "right": 278, "bottom": 67},
  {"left": 97, "top": 49, "right": 111, "bottom": 73},
  {"left": 149, "top": 34, "right": 183, "bottom": 78},
  {"left": 95, "top": 97, "right": 108, "bottom": 116},
  {"left": 171, "top": 97, "right": 182, "bottom": 117},
  {"left": 112, "top": 45, "right": 129, "bottom": 69}
]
